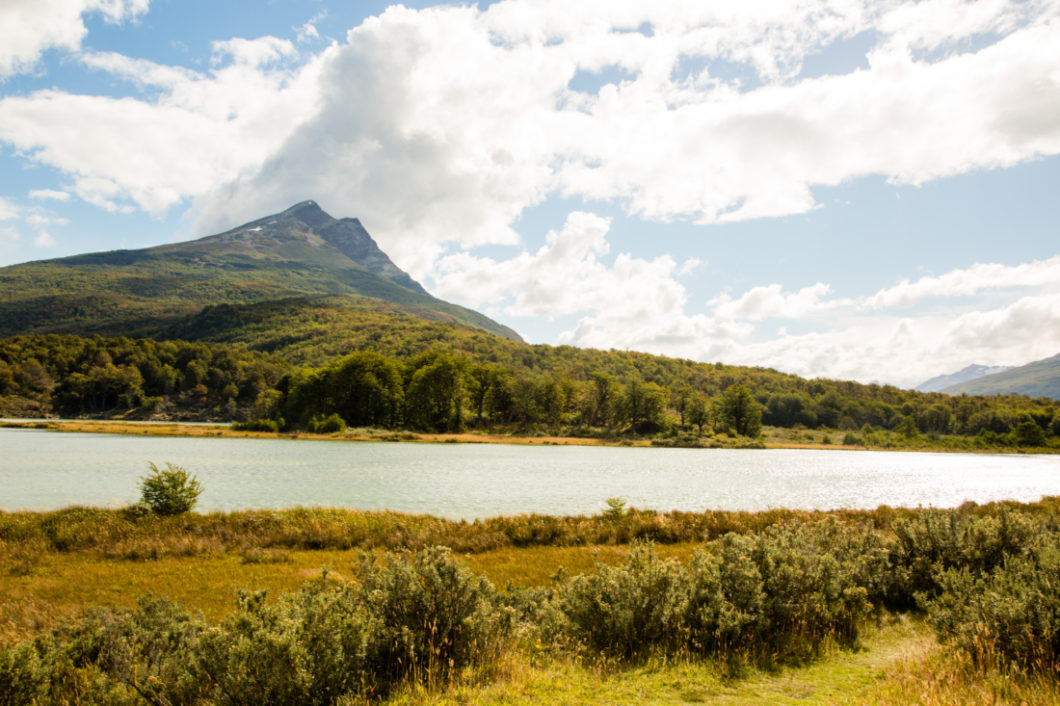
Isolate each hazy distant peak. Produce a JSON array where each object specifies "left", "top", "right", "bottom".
[{"left": 916, "top": 363, "right": 1013, "bottom": 393}]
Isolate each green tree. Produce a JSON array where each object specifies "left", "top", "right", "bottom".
[
  {"left": 405, "top": 352, "right": 467, "bottom": 432},
  {"left": 1012, "top": 420, "right": 1046, "bottom": 447},
  {"left": 718, "top": 383, "right": 762, "bottom": 437},
  {"left": 686, "top": 394, "right": 709, "bottom": 435},
  {"left": 325, "top": 351, "right": 404, "bottom": 428},
  {"left": 583, "top": 372, "right": 620, "bottom": 429},
  {"left": 917, "top": 403, "right": 952, "bottom": 434},
  {"left": 621, "top": 378, "right": 668, "bottom": 433},
  {"left": 139, "top": 462, "right": 203, "bottom": 516}
]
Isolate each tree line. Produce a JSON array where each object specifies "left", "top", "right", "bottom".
[{"left": 1, "top": 333, "right": 1057, "bottom": 445}]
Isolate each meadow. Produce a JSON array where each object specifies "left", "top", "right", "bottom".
[{"left": 3, "top": 497, "right": 1060, "bottom": 704}]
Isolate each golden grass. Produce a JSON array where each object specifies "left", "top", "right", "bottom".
[{"left": 0, "top": 543, "right": 700, "bottom": 642}]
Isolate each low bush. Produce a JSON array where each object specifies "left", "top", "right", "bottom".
[
  {"left": 558, "top": 543, "right": 686, "bottom": 659},
  {"left": 888, "top": 507, "right": 1038, "bottom": 609},
  {"left": 1, "top": 547, "right": 513, "bottom": 703},
  {"left": 354, "top": 546, "right": 512, "bottom": 690},
  {"left": 308, "top": 413, "right": 347, "bottom": 434},
  {"left": 139, "top": 462, "right": 203, "bottom": 516},
  {"left": 231, "top": 418, "right": 281, "bottom": 432},
  {"left": 927, "top": 542, "right": 1060, "bottom": 674}
]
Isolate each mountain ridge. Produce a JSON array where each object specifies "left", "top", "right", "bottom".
[
  {"left": 941, "top": 353, "right": 1060, "bottom": 400},
  {"left": 0, "top": 202, "right": 522, "bottom": 344},
  {"left": 915, "top": 363, "right": 1013, "bottom": 393}
]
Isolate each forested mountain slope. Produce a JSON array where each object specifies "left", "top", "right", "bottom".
[{"left": 0, "top": 201, "right": 520, "bottom": 343}]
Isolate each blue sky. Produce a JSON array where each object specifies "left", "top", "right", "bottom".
[{"left": 1, "top": 0, "right": 1058, "bottom": 387}]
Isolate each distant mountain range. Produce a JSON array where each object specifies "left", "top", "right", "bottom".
[
  {"left": 0, "top": 201, "right": 521, "bottom": 352},
  {"left": 916, "top": 364, "right": 1013, "bottom": 393},
  {"left": 938, "top": 353, "right": 1060, "bottom": 400}
]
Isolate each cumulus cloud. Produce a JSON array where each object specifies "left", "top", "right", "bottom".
[
  {"left": 0, "top": 0, "right": 148, "bottom": 77},
  {"left": 738, "top": 292, "right": 1060, "bottom": 387},
  {"left": 446, "top": 241, "right": 1059, "bottom": 386},
  {"left": 28, "top": 189, "right": 71, "bottom": 202},
  {"left": 433, "top": 211, "right": 703, "bottom": 326},
  {"left": 183, "top": 0, "right": 1060, "bottom": 277},
  {"left": 0, "top": 38, "right": 327, "bottom": 213},
  {"left": 865, "top": 256, "right": 1060, "bottom": 308},
  {"left": 710, "top": 283, "right": 839, "bottom": 321}
]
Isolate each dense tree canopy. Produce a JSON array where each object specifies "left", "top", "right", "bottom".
[{"left": 1, "top": 333, "right": 1057, "bottom": 449}]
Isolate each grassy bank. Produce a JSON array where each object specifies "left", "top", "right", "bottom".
[
  {"left": 4, "top": 500, "right": 1060, "bottom": 703},
  {"left": 5, "top": 418, "right": 1058, "bottom": 454}
]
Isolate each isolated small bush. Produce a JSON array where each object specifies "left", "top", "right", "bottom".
[
  {"left": 139, "top": 462, "right": 203, "bottom": 516},
  {"left": 308, "top": 413, "right": 346, "bottom": 434},
  {"left": 231, "top": 418, "right": 280, "bottom": 432}
]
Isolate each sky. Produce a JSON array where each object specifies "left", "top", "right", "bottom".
[{"left": 0, "top": 0, "right": 1058, "bottom": 389}]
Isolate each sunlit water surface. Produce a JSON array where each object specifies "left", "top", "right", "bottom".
[{"left": 3, "top": 428, "right": 1060, "bottom": 519}]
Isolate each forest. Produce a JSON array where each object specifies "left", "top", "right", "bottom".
[{"left": 1, "top": 333, "right": 1057, "bottom": 449}]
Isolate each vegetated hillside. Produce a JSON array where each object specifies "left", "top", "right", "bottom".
[
  {"left": 942, "top": 353, "right": 1060, "bottom": 400},
  {"left": 0, "top": 201, "right": 520, "bottom": 343},
  {"left": 915, "top": 363, "right": 1013, "bottom": 393},
  {"left": 3, "top": 332, "right": 1058, "bottom": 451}
]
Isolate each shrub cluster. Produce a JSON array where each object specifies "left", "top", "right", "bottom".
[
  {"left": 5, "top": 500, "right": 1060, "bottom": 692},
  {"left": 557, "top": 522, "right": 882, "bottom": 666},
  {"left": 926, "top": 541, "right": 1060, "bottom": 674},
  {"left": 0, "top": 547, "right": 510, "bottom": 705}
]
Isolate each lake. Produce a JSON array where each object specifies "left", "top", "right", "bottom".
[{"left": 3, "top": 428, "right": 1060, "bottom": 519}]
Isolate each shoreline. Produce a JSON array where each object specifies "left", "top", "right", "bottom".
[{"left": 1, "top": 417, "right": 1048, "bottom": 454}]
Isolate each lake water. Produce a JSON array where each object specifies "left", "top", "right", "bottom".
[{"left": 3, "top": 428, "right": 1060, "bottom": 519}]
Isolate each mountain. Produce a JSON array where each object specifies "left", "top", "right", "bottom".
[
  {"left": 915, "top": 363, "right": 1013, "bottom": 393},
  {"left": 0, "top": 201, "right": 521, "bottom": 347},
  {"left": 941, "top": 353, "right": 1060, "bottom": 400}
]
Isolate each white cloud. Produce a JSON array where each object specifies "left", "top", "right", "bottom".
[
  {"left": 709, "top": 282, "right": 838, "bottom": 321},
  {"left": 184, "top": 0, "right": 1060, "bottom": 277},
  {"left": 734, "top": 292, "right": 1060, "bottom": 387},
  {"left": 471, "top": 248, "right": 1060, "bottom": 386},
  {"left": 33, "top": 230, "right": 55, "bottom": 248},
  {"left": 677, "top": 257, "right": 703, "bottom": 276},
  {"left": 0, "top": 0, "right": 148, "bottom": 77},
  {"left": 25, "top": 213, "right": 68, "bottom": 227},
  {"left": 296, "top": 11, "right": 327, "bottom": 44},
  {"left": 0, "top": 196, "right": 17, "bottom": 220},
  {"left": 434, "top": 211, "right": 685, "bottom": 320},
  {"left": 0, "top": 39, "right": 327, "bottom": 213},
  {"left": 865, "top": 256, "right": 1060, "bottom": 308},
  {"left": 28, "top": 189, "right": 71, "bottom": 202}
]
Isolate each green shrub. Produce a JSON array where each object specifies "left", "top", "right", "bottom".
[
  {"left": 354, "top": 546, "right": 511, "bottom": 690},
  {"left": 888, "top": 508, "right": 1037, "bottom": 609},
  {"left": 0, "top": 642, "right": 46, "bottom": 706},
  {"left": 231, "top": 418, "right": 280, "bottom": 432},
  {"left": 308, "top": 413, "right": 346, "bottom": 434},
  {"left": 54, "top": 595, "right": 205, "bottom": 705},
  {"left": 927, "top": 541, "right": 1060, "bottom": 673},
  {"left": 684, "top": 534, "right": 766, "bottom": 660},
  {"left": 558, "top": 543, "right": 687, "bottom": 659},
  {"left": 139, "top": 462, "right": 203, "bottom": 516},
  {"left": 197, "top": 587, "right": 374, "bottom": 706},
  {"left": 749, "top": 523, "right": 873, "bottom": 659}
]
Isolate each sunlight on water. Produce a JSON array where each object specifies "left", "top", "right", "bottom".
[{"left": 3, "top": 429, "right": 1060, "bottom": 519}]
